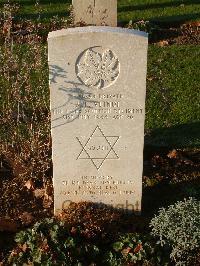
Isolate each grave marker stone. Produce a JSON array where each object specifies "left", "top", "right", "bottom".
[
  {"left": 72, "top": 0, "right": 117, "bottom": 27},
  {"left": 48, "top": 27, "right": 148, "bottom": 214}
]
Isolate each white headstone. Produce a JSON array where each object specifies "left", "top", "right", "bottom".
[
  {"left": 48, "top": 27, "right": 148, "bottom": 214},
  {"left": 72, "top": 0, "right": 117, "bottom": 27}
]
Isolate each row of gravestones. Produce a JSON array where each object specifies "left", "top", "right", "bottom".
[{"left": 48, "top": 0, "right": 148, "bottom": 215}]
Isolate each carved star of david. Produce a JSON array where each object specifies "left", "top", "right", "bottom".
[{"left": 76, "top": 126, "right": 120, "bottom": 170}]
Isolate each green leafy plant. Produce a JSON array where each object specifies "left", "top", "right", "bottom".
[
  {"left": 112, "top": 233, "right": 146, "bottom": 263},
  {"left": 104, "top": 233, "right": 170, "bottom": 266},
  {"left": 150, "top": 198, "right": 200, "bottom": 265},
  {"left": 9, "top": 218, "right": 100, "bottom": 265},
  {"left": 8, "top": 217, "right": 170, "bottom": 266}
]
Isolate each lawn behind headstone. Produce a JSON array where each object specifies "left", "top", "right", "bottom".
[
  {"left": 146, "top": 45, "right": 200, "bottom": 148},
  {"left": 0, "top": 0, "right": 200, "bottom": 24}
]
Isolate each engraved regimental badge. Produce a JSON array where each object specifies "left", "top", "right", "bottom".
[{"left": 76, "top": 46, "right": 120, "bottom": 89}]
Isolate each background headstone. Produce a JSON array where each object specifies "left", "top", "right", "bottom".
[
  {"left": 72, "top": 0, "right": 117, "bottom": 27},
  {"left": 48, "top": 27, "right": 148, "bottom": 214}
]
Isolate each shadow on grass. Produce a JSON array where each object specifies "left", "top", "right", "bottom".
[
  {"left": 143, "top": 178, "right": 200, "bottom": 217},
  {"left": 142, "top": 121, "right": 200, "bottom": 217},
  {"left": 151, "top": 12, "right": 200, "bottom": 26},
  {"left": 119, "top": 12, "right": 200, "bottom": 26},
  {"left": 145, "top": 122, "right": 200, "bottom": 149},
  {"left": 0, "top": 0, "right": 71, "bottom": 6},
  {"left": 15, "top": 10, "right": 70, "bottom": 21},
  {"left": 118, "top": 0, "right": 200, "bottom": 13}
]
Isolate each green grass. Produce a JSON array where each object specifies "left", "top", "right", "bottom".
[
  {"left": 0, "top": 0, "right": 200, "bottom": 24},
  {"left": 145, "top": 45, "right": 200, "bottom": 147},
  {"left": 118, "top": 0, "right": 200, "bottom": 25},
  {"left": 0, "top": 0, "right": 71, "bottom": 22}
]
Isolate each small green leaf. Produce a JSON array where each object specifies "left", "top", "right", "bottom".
[{"left": 113, "top": 241, "right": 124, "bottom": 251}]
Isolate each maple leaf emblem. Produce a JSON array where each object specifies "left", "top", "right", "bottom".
[{"left": 76, "top": 48, "right": 120, "bottom": 89}]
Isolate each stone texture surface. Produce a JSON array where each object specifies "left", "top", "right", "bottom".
[
  {"left": 48, "top": 27, "right": 148, "bottom": 215},
  {"left": 72, "top": 0, "right": 117, "bottom": 27}
]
